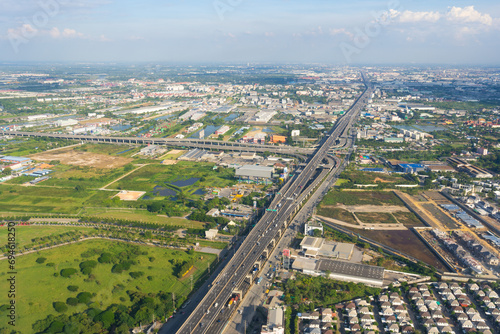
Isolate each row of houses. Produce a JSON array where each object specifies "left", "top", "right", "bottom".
[
  {"left": 296, "top": 308, "right": 335, "bottom": 334},
  {"left": 434, "top": 282, "right": 495, "bottom": 334},
  {"left": 468, "top": 283, "right": 500, "bottom": 328},
  {"left": 408, "top": 283, "right": 456, "bottom": 334},
  {"left": 377, "top": 292, "right": 415, "bottom": 333},
  {"left": 431, "top": 229, "right": 484, "bottom": 274},
  {"left": 453, "top": 231, "right": 499, "bottom": 267},
  {"left": 340, "top": 298, "right": 380, "bottom": 334}
]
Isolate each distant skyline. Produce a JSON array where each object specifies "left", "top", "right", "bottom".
[{"left": 1, "top": 0, "right": 499, "bottom": 65}]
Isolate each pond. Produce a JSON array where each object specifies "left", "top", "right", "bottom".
[
  {"left": 111, "top": 124, "right": 132, "bottom": 131},
  {"left": 155, "top": 114, "right": 174, "bottom": 121},
  {"left": 190, "top": 125, "right": 218, "bottom": 138},
  {"left": 193, "top": 188, "right": 206, "bottom": 195},
  {"left": 170, "top": 177, "right": 200, "bottom": 187},
  {"left": 116, "top": 148, "right": 133, "bottom": 155},
  {"left": 224, "top": 113, "right": 240, "bottom": 121},
  {"left": 153, "top": 186, "right": 177, "bottom": 197},
  {"left": 262, "top": 128, "right": 275, "bottom": 133}
]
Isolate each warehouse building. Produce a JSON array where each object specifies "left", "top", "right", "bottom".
[
  {"left": 317, "top": 259, "right": 385, "bottom": 286},
  {"left": 292, "top": 257, "right": 385, "bottom": 287},
  {"left": 235, "top": 165, "right": 274, "bottom": 181}
]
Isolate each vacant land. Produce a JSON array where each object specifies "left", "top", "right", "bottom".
[
  {"left": 355, "top": 212, "right": 398, "bottom": 225},
  {"left": 113, "top": 161, "right": 235, "bottom": 199},
  {"left": 0, "top": 185, "right": 91, "bottom": 214},
  {"left": 30, "top": 147, "right": 133, "bottom": 169},
  {"left": 27, "top": 163, "right": 129, "bottom": 189},
  {"left": 80, "top": 208, "right": 205, "bottom": 228},
  {"left": 316, "top": 207, "right": 358, "bottom": 225},
  {"left": 0, "top": 239, "right": 216, "bottom": 333},
  {"left": 392, "top": 211, "right": 425, "bottom": 227},
  {"left": 321, "top": 190, "right": 404, "bottom": 206},
  {"left": 160, "top": 149, "right": 187, "bottom": 160},
  {"left": 340, "top": 170, "right": 408, "bottom": 185},
  {"left": 354, "top": 228, "right": 447, "bottom": 271}
]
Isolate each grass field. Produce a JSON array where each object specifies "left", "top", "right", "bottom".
[
  {"left": 80, "top": 208, "right": 205, "bottom": 228},
  {"left": 392, "top": 211, "right": 425, "bottom": 227},
  {"left": 340, "top": 170, "right": 408, "bottom": 185},
  {"left": 334, "top": 179, "right": 350, "bottom": 186},
  {"left": 355, "top": 212, "right": 398, "bottom": 224},
  {"left": 0, "top": 239, "right": 216, "bottom": 333},
  {"left": 0, "top": 184, "right": 91, "bottom": 214},
  {"left": 316, "top": 207, "right": 358, "bottom": 225},
  {"left": 321, "top": 190, "right": 404, "bottom": 207},
  {"left": 113, "top": 161, "right": 235, "bottom": 198},
  {"left": 31, "top": 164, "right": 130, "bottom": 189},
  {"left": 0, "top": 225, "right": 91, "bottom": 249}
]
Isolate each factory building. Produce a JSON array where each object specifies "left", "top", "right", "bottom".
[{"left": 235, "top": 165, "right": 274, "bottom": 181}]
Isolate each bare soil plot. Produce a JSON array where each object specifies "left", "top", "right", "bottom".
[
  {"left": 30, "top": 148, "right": 132, "bottom": 169},
  {"left": 113, "top": 190, "right": 146, "bottom": 201},
  {"left": 423, "top": 191, "right": 449, "bottom": 203},
  {"left": 354, "top": 228, "right": 448, "bottom": 271}
]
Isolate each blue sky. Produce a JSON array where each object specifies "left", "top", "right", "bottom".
[{"left": 1, "top": 0, "right": 499, "bottom": 64}]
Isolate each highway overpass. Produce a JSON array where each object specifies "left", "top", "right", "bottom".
[
  {"left": 169, "top": 74, "right": 373, "bottom": 334},
  {"left": 0, "top": 130, "right": 314, "bottom": 158}
]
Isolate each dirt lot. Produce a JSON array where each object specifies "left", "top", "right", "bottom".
[
  {"left": 114, "top": 190, "right": 146, "bottom": 201},
  {"left": 355, "top": 228, "right": 448, "bottom": 271},
  {"left": 30, "top": 148, "right": 132, "bottom": 169}
]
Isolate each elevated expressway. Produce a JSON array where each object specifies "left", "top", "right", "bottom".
[
  {"left": 173, "top": 76, "right": 373, "bottom": 334},
  {"left": 0, "top": 131, "right": 313, "bottom": 158}
]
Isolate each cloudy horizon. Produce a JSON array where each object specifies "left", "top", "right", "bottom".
[{"left": 1, "top": 0, "right": 499, "bottom": 65}]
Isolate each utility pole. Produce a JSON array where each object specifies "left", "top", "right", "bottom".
[
  {"left": 190, "top": 275, "right": 193, "bottom": 291},
  {"left": 208, "top": 262, "right": 210, "bottom": 274},
  {"left": 172, "top": 292, "right": 175, "bottom": 309}
]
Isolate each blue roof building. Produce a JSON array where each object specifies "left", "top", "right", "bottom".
[{"left": 397, "top": 163, "right": 425, "bottom": 174}]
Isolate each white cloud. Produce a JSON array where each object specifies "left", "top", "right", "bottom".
[
  {"left": 7, "top": 24, "right": 38, "bottom": 38},
  {"left": 329, "top": 28, "right": 353, "bottom": 39},
  {"left": 398, "top": 10, "right": 441, "bottom": 23},
  {"left": 446, "top": 6, "right": 493, "bottom": 26},
  {"left": 48, "top": 27, "right": 85, "bottom": 39}
]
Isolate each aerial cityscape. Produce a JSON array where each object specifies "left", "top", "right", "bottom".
[{"left": 1, "top": 1, "right": 500, "bottom": 334}]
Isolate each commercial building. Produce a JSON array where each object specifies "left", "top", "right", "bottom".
[
  {"left": 397, "top": 163, "right": 425, "bottom": 174},
  {"left": 215, "top": 125, "right": 231, "bottom": 136},
  {"left": 261, "top": 307, "right": 285, "bottom": 334},
  {"left": 235, "top": 165, "right": 274, "bottom": 181},
  {"left": 300, "top": 237, "right": 355, "bottom": 260},
  {"left": 304, "top": 221, "right": 323, "bottom": 236},
  {"left": 205, "top": 229, "right": 218, "bottom": 240},
  {"left": 270, "top": 135, "right": 287, "bottom": 144},
  {"left": 140, "top": 145, "right": 160, "bottom": 156},
  {"left": 0, "top": 156, "right": 32, "bottom": 166}
]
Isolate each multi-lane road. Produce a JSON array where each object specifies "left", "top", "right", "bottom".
[{"left": 171, "top": 74, "right": 373, "bottom": 334}]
